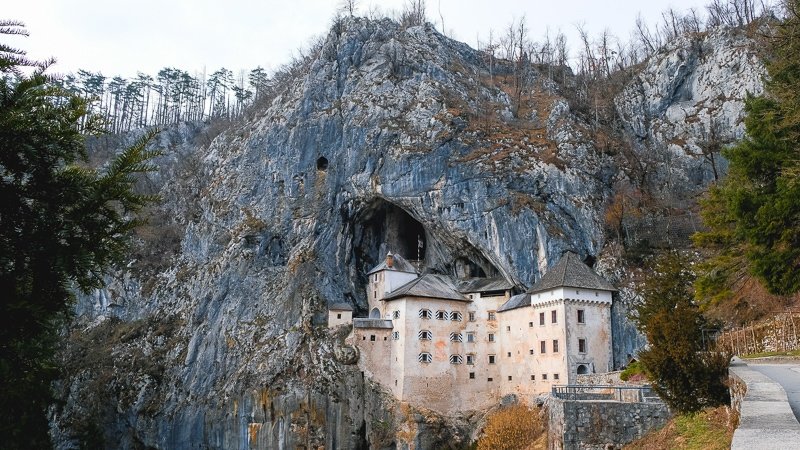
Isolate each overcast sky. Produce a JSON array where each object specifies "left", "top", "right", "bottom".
[{"left": 5, "top": 0, "right": 709, "bottom": 78}]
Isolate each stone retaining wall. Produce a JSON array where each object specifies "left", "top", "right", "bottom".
[{"left": 547, "top": 398, "right": 670, "bottom": 450}]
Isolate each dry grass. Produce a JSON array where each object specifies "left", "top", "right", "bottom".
[
  {"left": 476, "top": 404, "right": 547, "bottom": 450},
  {"left": 623, "top": 406, "right": 736, "bottom": 450}
]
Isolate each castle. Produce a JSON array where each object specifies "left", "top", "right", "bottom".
[{"left": 329, "top": 251, "right": 614, "bottom": 414}]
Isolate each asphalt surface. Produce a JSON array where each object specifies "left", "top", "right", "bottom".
[{"left": 749, "top": 363, "right": 800, "bottom": 422}]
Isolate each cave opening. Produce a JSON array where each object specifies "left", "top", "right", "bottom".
[
  {"left": 348, "top": 198, "right": 504, "bottom": 310},
  {"left": 316, "top": 156, "right": 329, "bottom": 171},
  {"left": 351, "top": 200, "right": 427, "bottom": 275}
]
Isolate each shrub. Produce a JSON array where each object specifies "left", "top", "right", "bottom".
[{"left": 631, "top": 251, "right": 731, "bottom": 413}]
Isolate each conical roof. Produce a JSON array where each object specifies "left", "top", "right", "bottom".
[{"left": 526, "top": 252, "right": 615, "bottom": 294}]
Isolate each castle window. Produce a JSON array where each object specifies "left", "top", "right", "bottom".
[
  {"left": 529, "top": 349, "right": 534, "bottom": 355},
  {"left": 488, "top": 333, "right": 495, "bottom": 342},
  {"left": 576, "top": 290, "right": 580, "bottom": 295},
  {"left": 392, "top": 310, "right": 400, "bottom": 319},
  {"left": 436, "top": 310, "right": 447, "bottom": 320},
  {"left": 539, "top": 312, "right": 545, "bottom": 325},
  {"left": 468, "top": 311, "right": 476, "bottom": 322},
  {"left": 531, "top": 374, "right": 535, "bottom": 381},
  {"left": 577, "top": 309, "right": 585, "bottom": 324},
  {"left": 529, "top": 321, "right": 534, "bottom": 327},
  {"left": 418, "top": 330, "right": 432, "bottom": 340},
  {"left": 370, "top": 335, "right": 376, "bottom": 341},
  {"left": 577, "top": 364, "right": 589, "bottom": 375},
  {"left": 540, "top": 340, "right": 546, "bottom": 353},
  {"left": 507, "top": 352, "right": 511, "bottom": 357},
  {"left": 506, "top": 326, "right": 511, "bottom": 332},
  {"left": 553, "top": 339, "right": 559, "bottom": 353},
  {"left": 554, "top": 373, "right": 560, "bottom": 380},
  {"left": 551, "top": 310, "right": 557, "bottom": 323},
  {"left": 419, "top": 309, "right": 431, "bottom": 319},
  {"left": 450, "top": 354, "right": 463, "bottom": 364},
  {"left": 392, "top": 331, "right": 400, "bottom": 340},
  {"left": 508, "top": 376, "right": 512, "bottom": 381},
  {"left": 469, "top": 372, "right": 475, "bottom": 379},
  {"left": 487, "top": 377, "right": 493, "bottom": 382},
  {"left": 450, "top": 332, "right": 463, "bottom": 342},
  {"left": 488, "top": 311, "right": 496, "bottom": 321},
  {"left": 419, "top": 352, "right": 432, "bottom": 363},
  {"left": 467, "top": 332, "right": 476, "bottom": 343},
  {"left": 337, "top": 313, "right": 342, "bottom": 319},
  {"left": 374, "top": 274, "right": 378, "bottom": 282},
  {"left": 542, "top": 373, "right": 548, "bottom": 380},
  {"left": 488, "top": 355, "right": 496, "bottom": 364},
  {"left": 578, "top": 338, "right": 587, "bottom": 353},
  {"left": 466, "top": 354, "right": 475, "bottom": 365},
  {"left": 450, "top": 311, "right": 462, "bottom": 321}
]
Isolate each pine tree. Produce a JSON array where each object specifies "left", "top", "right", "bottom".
[
  {"left": 0, "top": 23, "right": 159, "bottom": 448},
  {"left": 695, "top": 1, "right": 800, "bottom": 299}
]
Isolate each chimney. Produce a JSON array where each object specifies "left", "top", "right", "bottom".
[{"left": 386, "top": 252, "right": 394, "bottom": 269}]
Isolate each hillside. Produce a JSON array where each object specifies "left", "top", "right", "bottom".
[{"left": 51, "top": 17, "right": 765, "bottom": 449}]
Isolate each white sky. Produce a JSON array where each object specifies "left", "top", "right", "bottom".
[{"left": 5, "top": 0, "right": 709, "bottom": 79}]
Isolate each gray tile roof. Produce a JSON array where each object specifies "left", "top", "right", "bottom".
[
  {"left": 526, "top": 251, "right": 615, "bottom": 294},
  {"left": 383, "top": 274, "right": 470, "bottom": 302},
  {"left": 457, "top": 277, "right": 513, "bottom": 294},
  {"left": 367, "top": 252, "right": 418, "bottom": 275},
  {"left": 329, "top": 302, "right": 354, "bottom": 311},
  {"left": 498, "top": 293, "right": 531, "bottom": 312}
]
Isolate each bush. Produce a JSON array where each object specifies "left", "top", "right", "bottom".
[
  {"left": 477, "top": 404, "right": 546, "bottom": 450},
  {"left": 620, "top": 361, "right": 645, "bottom": 381},
  {"left": 631, "top": 251, "right": 731, "bottom": 413}
]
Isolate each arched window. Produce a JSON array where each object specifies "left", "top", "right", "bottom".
[
  {"left": 450, "top": 332, "right": 463, "bottom": 342},
  {"left": 577, "top": 364, "right": 589, "bottom": 375},
  {"left": 419, "top": 309, "right": 431, "bottom": 319},
  {"left": 450, "top": 354, "right": 463, "bottom": 364},
  {"left": 450, "top": 311, "right": 462, "bottom": 321},
  {"left": 436, "top": 310, "right": 447, "bottom": 320},
  {"left": 316, "top": 156, "right": 329, "bottom": 171},
  {"left": 369, "top": 308, "right": 381, "bottom": 319},
  {"left": 418, "top": 330, "right": 432, "bottom": 340},
  {"left": 419, "top": 352, "right": 432, "bottom": 363}
]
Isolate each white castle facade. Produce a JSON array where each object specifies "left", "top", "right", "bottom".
[{"left": 329, "top": 251, "right": 614, "bottom": 414}]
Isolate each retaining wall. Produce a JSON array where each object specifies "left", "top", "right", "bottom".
[{"left": 547, "top": 398, "right": 670, "bottom": 450}]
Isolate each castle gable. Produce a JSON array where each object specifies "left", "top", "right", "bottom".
[{"left": 367, "top": 253, "right": 418, "bottom": 275}]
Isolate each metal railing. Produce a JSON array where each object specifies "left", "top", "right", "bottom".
[{"left": 551, "top": 384, "right": 662, "bottom": 403}]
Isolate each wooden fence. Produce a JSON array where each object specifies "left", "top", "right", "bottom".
[{"left": 717, "top": 310, "right": 800, "bottom": 356}]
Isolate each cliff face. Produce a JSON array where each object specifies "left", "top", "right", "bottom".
[{"left": 51, "top": 18, "right": 765, "bottom": 449}]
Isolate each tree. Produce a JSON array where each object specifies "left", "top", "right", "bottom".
[
  {"left": 695, "top": 0, "right": 800, "bottom": 299},
  {"left": 631, "top": 252, "right": 731, "bottom": 413},
  {"left": 0, "top": 23, "right": 159, "bottom": 448}
]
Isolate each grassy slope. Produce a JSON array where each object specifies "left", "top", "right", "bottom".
[{"left": 623, "top": 406, "right": 737, "bottom": 450}]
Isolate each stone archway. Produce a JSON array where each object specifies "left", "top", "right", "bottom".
[{"left": 369, "top": 308, "right": 381, "bottom": 319}]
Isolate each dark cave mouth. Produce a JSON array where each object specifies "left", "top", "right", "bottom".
[{"left": 349, "top": 199, "right": 501, "bottom": 301}]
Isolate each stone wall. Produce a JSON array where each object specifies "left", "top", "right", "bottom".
[{"left": 547, "top": 398, "right": 671, "bottom": 450}]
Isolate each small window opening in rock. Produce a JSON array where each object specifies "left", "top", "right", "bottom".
[{"left": 316, "top": 156, "right": 329, "bottom": 171}]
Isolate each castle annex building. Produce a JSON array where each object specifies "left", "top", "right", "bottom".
[{"left": 331, "top": 251, "right": 615, "bottom": 414}]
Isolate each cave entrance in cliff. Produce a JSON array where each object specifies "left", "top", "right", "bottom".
[{"left": 352, "top": 199, "right": 427, "bottom": 271}]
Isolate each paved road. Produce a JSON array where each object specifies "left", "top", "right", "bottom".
[{"left": 749, "top": 363, "right": 800, "bottom": 422}]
